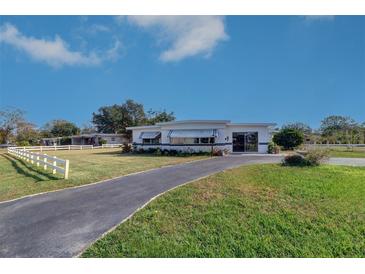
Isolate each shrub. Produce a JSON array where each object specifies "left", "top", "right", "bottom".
[
  {"left": 212, "top": 148, "right": 223, "bottom": 156},
  {"left": 147, "top": 148, "right": 157, "bottom": 154},
  {"left": 168, "top": 150, "right": 178, "bottom": 156},
  {"left": 304, "top": 149, "right": 329, "bottom": 166},
  {"left": 268, "top": 142, "right": 280, "bottom": 154},
  {"left": 273, "top": 128, "right": 304, "bottom": 150},
  {"left": 282, "top": 154, "right": 307, "bottom": 166},
  {"left": 99, "top": 139, "right": 107, "bottom": 145},
  {"left": 122, "top": 144, "right": 132, "bottom": 153},
  {"left": 154, "top": 148, "right": 162, "bottom": 156},
  {"left": 283, "top": 149, "right": 329, "bottom": 167},
  {"left": 17, "top": 140, "right": 30, "bottom": 146}
]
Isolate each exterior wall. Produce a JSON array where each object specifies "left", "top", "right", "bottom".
[
  {"left": 100, "top": 136, "right": 128, "bottom": 144},
  {"left": 130, "top": 123, "right": 273, "bottom": 154},
  {"left": 225, "top": 125, "right": 272, "bottom": 153},
  {"left": 72, "top": 135, "right": 129, "bottom": 146}
]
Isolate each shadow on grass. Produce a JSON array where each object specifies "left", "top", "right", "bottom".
[
  {"left": 2, "top": 154, "right": 60, "bottom": 182},
  {"left": 92, "top": 151, "right": 197, "bottom": 158}
]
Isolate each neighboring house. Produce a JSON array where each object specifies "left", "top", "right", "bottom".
[
  {"left": 127, "top": 120, "right": 276, "bottom": 153},
  {"left": 41, "top": 137, "right": 64, "bottom": 146},
  {"left": 70, "top": 133, "right": 129, "bottom": 146},
  {"left": 41, "top": 133, "right": 129, "bottom": 146}
]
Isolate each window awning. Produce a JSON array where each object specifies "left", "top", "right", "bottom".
[
  {"left": 168, "top": 129, "right": 218, "bottom": 138},
  {"left": 139, "top": 131, "right": 161, "bottom": 139}
]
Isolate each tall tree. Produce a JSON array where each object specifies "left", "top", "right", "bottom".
[
  {"left": 320, "top": 115, "right": 358, "bottom": 144},
  {"left": 0, "top": 108, "right": 25, "bottom": 144},
  {"left": 92, "top": 104, "right": 124, "bottom": 133},
  {"left": 146, "top": 109, "right": 175, "bottom": 125},
  {"left": 15, "top": 121, "right": 40, "bottom": 146},
  {"left": 92, "top": 99, "right": 147, "bottom": 133},
  {"left": 80, "top": 122, "right": 97, "bottom": 134},
  {"left": 43, "top": 120, "right": 80, "bottom": 137}
]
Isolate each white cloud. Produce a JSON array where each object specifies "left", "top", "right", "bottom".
[
  {"left": 123, "top": 16, "right": 228, "bottom": 62},
  {"left": 302, "top": 16, "right": 335, "bottom": 23},
  {"left": 105, "top": 38, "right": 123, "bottom": 62},
  {"left": 0, "top": 23, "right": 101, "bottom": 68},
  {"left": 87, "top": 24, "right": 111, "bottom": 34}
]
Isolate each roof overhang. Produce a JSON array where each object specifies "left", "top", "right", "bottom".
[
  {"left": 139, "top": 131, "right": 161, "bottom": 139},
  {"left": 227, "top": 123, "right": 277, "bottom": 127},
  {"left": 168, "top": 129, "right": 218, "bottom": 138}
]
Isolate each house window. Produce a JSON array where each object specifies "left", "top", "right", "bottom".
[
  {"left": 170, "top": 137, "right": 215, "bottom": 144},
  {"left": 142, "top": 138, "right": 159, "bottom": 144}
]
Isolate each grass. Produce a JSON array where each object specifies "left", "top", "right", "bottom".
[
  {"left": 0, "top": 148, "right": 207, "bottom": 202},
  {"left": 82, "top": 164, "right": 365, "bottom": 258},
  {"left": 320, "top": 146, "right": 365, "bottom": 158}
]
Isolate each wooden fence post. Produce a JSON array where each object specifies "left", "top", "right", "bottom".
[
  {"left": 44, "top": 155, "right": 48, "bottom": 170},
  {"left": 53, "top": 156, "right": 57, "bottom": 174},
  {"left": 36, "top": 155, "right": 40, "bottom": 167},
  {"left": 64, "top": 160, "right": 69, "bottom": 179}
]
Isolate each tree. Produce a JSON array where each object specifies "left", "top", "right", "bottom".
[
  {"left": 146, "top": 109, "right": 175, "bottom": 125},
  {"left": 273, "top": 128, "right": 304, "bottom": 150},
  {"left": 92, "top": 104, "right": 124, "bottom": 133},
  {"left": 282, "top": 122, "right": 312, "bottom": 135},
  {"left": 80, "top": 123, "right": 97, "bottom": 134},
  {"left": 43, "top": 120, "right": 80, "bottom": 137},
  {"left": 92, "top": 99, "right": 148, "bottom": 133},
  {"left": 320, "top": 115, "right": 358, "bottom": 144},
  {"left": 0, "top": 108, "right": 25, "bottom": 144},
  {"left": 15, "top": 121, "right": 40, "bottom": 145}
]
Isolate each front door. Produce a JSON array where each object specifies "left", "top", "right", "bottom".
[
  {"left": 232, "top": 132, "right": 258, "bottom": 152},
  {"left": 232, "top": 132, "right": 245, "bottom": 152}
]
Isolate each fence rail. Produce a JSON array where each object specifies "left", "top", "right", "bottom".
[
  {"left": 7, "top": 147, "right": 70, "bottom": 179},
  {"left": 101, "top": 144, "right": 123, "bottom": 148},
  {"left": 9, "top": 144, "right": 124, "bottom": 152},
  {"left": 305, "top": 144, "right": 365, "bottom": 148}
]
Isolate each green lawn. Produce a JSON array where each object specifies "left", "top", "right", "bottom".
[
  {"left": 82, "top": 164, "right": 365, "bottom": 258},
  {"left": 0, "top": 148, "right": 207, "bottom": 202},
  {"left": 328, "top": 150, "right": 365, "bottom": 158}
]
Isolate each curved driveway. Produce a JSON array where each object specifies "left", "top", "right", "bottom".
[{"left": 0, "top": 155, "right": 282, "bottom": 258}]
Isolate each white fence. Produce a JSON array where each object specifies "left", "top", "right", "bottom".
[
  {"left": 101, "top": 144, "right": 123, "bottom": 148},
  {"left": 305, "top": 144, "right": 365, "bottom": 149},
  {"left": 9, "top": 144, "right": 124, "bottom": 152},
  {"left": 7, "top": 147, "right": 70, "bottom": 179}
]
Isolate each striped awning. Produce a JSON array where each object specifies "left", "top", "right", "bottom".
[
  {"left": 139, "top": 131, "right": 161, "bottom": 139},
  {"left": 168, "top": 129, "right": 218, "bottom": 138}
]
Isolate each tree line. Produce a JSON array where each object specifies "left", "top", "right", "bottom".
[
  {"left": 0, "top": 99, "right": 175, "bottom": 146},
  {"left": 272, "top": 116, "right": 365, "bottom": 150},
  {"left": 0, "top": 101, "right": 364, "bottom": 146}
]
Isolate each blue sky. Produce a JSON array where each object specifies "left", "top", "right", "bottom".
[{"left": 0, "top": 16, "right": 364, "bottom": 129}]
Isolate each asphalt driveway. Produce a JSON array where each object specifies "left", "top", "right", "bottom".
[{"left": 0, "top": 155, "right": 282, "bottom": 258}]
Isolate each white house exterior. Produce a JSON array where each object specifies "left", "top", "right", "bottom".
[{"left": 127, "top": 120, "right": 276, "bottom": 154}]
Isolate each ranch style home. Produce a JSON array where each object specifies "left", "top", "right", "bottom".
[
  {"left": 127, "top": 120, "right": 276, "bottom": 153},
  {"left": 41, "top": 133, "right": 128, "bottom": 146}
]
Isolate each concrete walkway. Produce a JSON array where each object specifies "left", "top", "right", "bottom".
[{"left": 0, "top": 155, "right": 282, "bottom": 258}]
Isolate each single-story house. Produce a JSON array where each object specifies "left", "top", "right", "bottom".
[
  {"left": 41, "top": 133, "right": 129, "bottom": 146},
  {"left": 127, "top": 120, "right": 276, "bottom": 154},
  {"left": 70, "top": 133, "right": 129, "bottom": 146}
]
